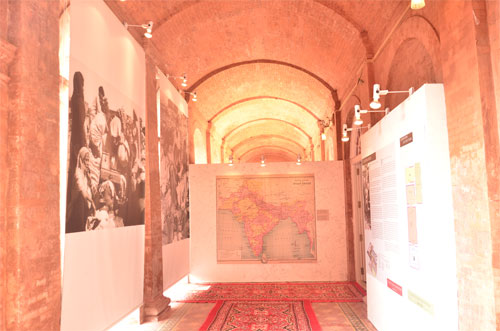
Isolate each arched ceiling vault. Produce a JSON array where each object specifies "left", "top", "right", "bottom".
[
  {"left": 209, "top": 96, "right": 320, "bottom": 123},
  {"left": 224, "top": 118, "right": 311, "bottom": 142},
  {"left": 108, "top": 0, "right": 366, "bottom": 97},
  {"left": 239, "top": 146, "right": 300, "bottom": 163},
  {"left": 191, "top": 61, "right": 334, "bottom": 123},
  {"left": 211, "top": 98, "right": 320, "bottom": 143},
  {"left": 245, "top": 152, "right": 296, "bottom": 163},
  {"left": 188, "top": 59, "right": 337, "bottom": 97},
  {"left": 231, "top": 135, "right": 306, "bottom": 156},
  {"left": 233, "top": 138, "right": 305, "bottom": 160},
  {"left": 106, "top": 0, "right": 409, "bottom": 163}
]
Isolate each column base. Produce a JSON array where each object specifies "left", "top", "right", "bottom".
[{"left": 140, "top": 295, "right": 171, "bottom": 323}]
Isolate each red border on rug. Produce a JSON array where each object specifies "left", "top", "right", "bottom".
[
  {"left": 303, "top": 300, "right": 322, "bottom": 331},
  {"left": 191, "top": 281, "right": 360, "bottom": 286},
  {"left": 177, "top": 281, "right": 366, "bottom": 303},
  {"left": 199, "top": 301, "right": 223, "bottom": 331},
  {"left": 353, "top": 281, "right": 367, "bottom": 296}
]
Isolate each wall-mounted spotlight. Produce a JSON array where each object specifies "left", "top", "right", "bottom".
[
  {"left": 354, "top": 105, "right": 363, "bottom": 126},
  {"left": 167, "top": 73, "right": 188, "bottom": 87},
  {"left": 370, "top": 84, "right": 413, "bottom": 109},
  {"left": 411, "top": 0, "right": 425, "bottom": 10},
  {"left": 260, "top": 155, "right": 266, "bottom": 167},
  {"left": 341, "top": 123, "right": 371, "bottom": 143},
  {"left": 341, "top": 124, "right": 352, "bottom": 142},
  {"left": 184, "top": 91, "right": 197, "bottom": 102},
  {"left": 228, "top": 154, "right": 234, "bottom": 166},
  {"left": 296, "top": 155, "right": 302, "bottom": 165},
  {"left": 124, "top": 21, "right": 153, "bottom": 39}
]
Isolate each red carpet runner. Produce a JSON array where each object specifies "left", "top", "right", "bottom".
[
  {"left": 177, "top": 282, "right": 366, "bottom": 303},
  {"left": 199, "top": 300, "right": 322, "bottom": 331}
]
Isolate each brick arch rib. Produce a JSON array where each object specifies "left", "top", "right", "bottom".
[
  {"left": 223, "top": 118, "right": 313, "bottom": 141},
  {"left": 186, "top": 60, "right": 337, "bottom": 98},
  {"left": 238, "top": 146, "right": 299, "bottom": 161},
  {"left": 210, "top": 96, "right": 321, "bottom": 123},
  {"left": 230, "top": 134, "right": 306, "bottom": 155}
]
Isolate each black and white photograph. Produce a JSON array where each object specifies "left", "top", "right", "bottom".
[
  {"left": 65, "top": 70, "right": 146, "bottom": 233},
  {"left": 160, "top": 98, "right": 190, "bottom": 245},
  {"left": 362, "top": 156, "right": 373, "bottom": 230}
]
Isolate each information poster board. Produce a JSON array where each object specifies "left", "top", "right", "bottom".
[{"left": 361, "top": 84, "right": 458, "bottom": 331}]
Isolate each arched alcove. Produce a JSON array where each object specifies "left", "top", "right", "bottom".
[{"left": 385, "top": 38, "right": 438, "bottom": 109}]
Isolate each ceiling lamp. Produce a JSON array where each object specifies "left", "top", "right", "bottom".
[
  {"left": 370, "top": 84, "right": 413, "bottom": 109},
  {"left": 296, "top": 155, "right": 302, "bottom": 165},
  {"left": 260, "top": 155, "right": 266, "bottom": 167},
  {"left": 411, "top": 0, "right": 425, "bottom": 10},
  {"left": 124, "top": 21, "right": 153, "bottom": 39},
  {"left": 354, "top": 105, "right": 363, "bottom": 126}
]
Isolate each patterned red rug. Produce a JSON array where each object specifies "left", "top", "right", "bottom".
[
  {"left": 199, "top": 300, "right": 322, "bottom": 331},
  {"left": 176, "top": 282, "right": 365, "bottom": 303}
]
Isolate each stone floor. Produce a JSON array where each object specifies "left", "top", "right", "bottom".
[{"left": 109, "top": 301, "right": 377, "bottom": 331}]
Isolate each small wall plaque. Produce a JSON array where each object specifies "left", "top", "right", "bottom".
[{"left": 316, "top": 209, "right": 330, "bottom": 221}]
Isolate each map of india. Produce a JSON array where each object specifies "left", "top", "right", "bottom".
[{"left": 216, "top": 175, "right": 317, "bottom": 262}]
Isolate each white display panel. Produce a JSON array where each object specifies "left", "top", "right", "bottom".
[
  {"left": 61, "top": 1, "right": 146, "bottom": 330},
  {"left": 189, "top": 161, "right": 347, "bottom": 282},
  {"left": 361, "top": 84, "right": 458, "bottom": 331}
]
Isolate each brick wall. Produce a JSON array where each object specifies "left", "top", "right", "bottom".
[
  {"left": 2, "top": 1, "right": 62, "bottom": 329},
  {"left": 339, "top": 1, "right": 500, "bottom": 329}
]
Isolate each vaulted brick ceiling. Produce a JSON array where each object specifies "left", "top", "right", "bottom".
[{"left": 106, "top": 0, "right": 408, "bottom": 163}]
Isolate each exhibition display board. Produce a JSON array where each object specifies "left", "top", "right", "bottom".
[
  {"left": 157, "top": 72, "right": 190, "bottom": 290},
  {"left": 361, "top": 84, "right": 459, "bottom": 330},
  {"left": 61, "top": 1, "right": 146, "bottom": 330},
  {"left": 189, "top": 161, "right": 347, "bottom": 282}
]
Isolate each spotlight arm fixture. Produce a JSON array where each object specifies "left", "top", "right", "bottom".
[
  {"left": 166, "top": 73, "right": 188, "bottom": 87},
  {"left": 341, "top": 122, "right": 371, "bottom": 142},
  {"left": 124, "top": 21, "right": 153, "bottom": 38},
  {"left": 184, "top": 91, "right": 197, "bottom": 102},
  {"left": 355, "top": 105, "right": 390, "bottom": 116},
  {"left": 371, "top": 83, "right": 413, "bottom": 109}
]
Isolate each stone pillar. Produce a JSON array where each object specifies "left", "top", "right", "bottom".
[
  {"left": 333, "top": 110, "right": 343, "bottom": 161},
  {"left": 0, "top": 34, "right": 16, "bottom": 331},
  {"left": 2, "top": 1, "right": 62, "bottom": 329},
  {"left": 141, "top": 52, "right": 170, "bottom": 323},
  {"left": 343, "top": 159, "right": 355, "bottom": 281},
  {"left": 471, "top": 2, "right": 500, "bottom": 328},
  {"left": 206, "top": 121, "right": 212, "bottom": 164}
]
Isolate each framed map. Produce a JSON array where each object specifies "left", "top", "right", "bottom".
[{"left": 216, "top": 175, "right": 317, "bottom": 263}]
